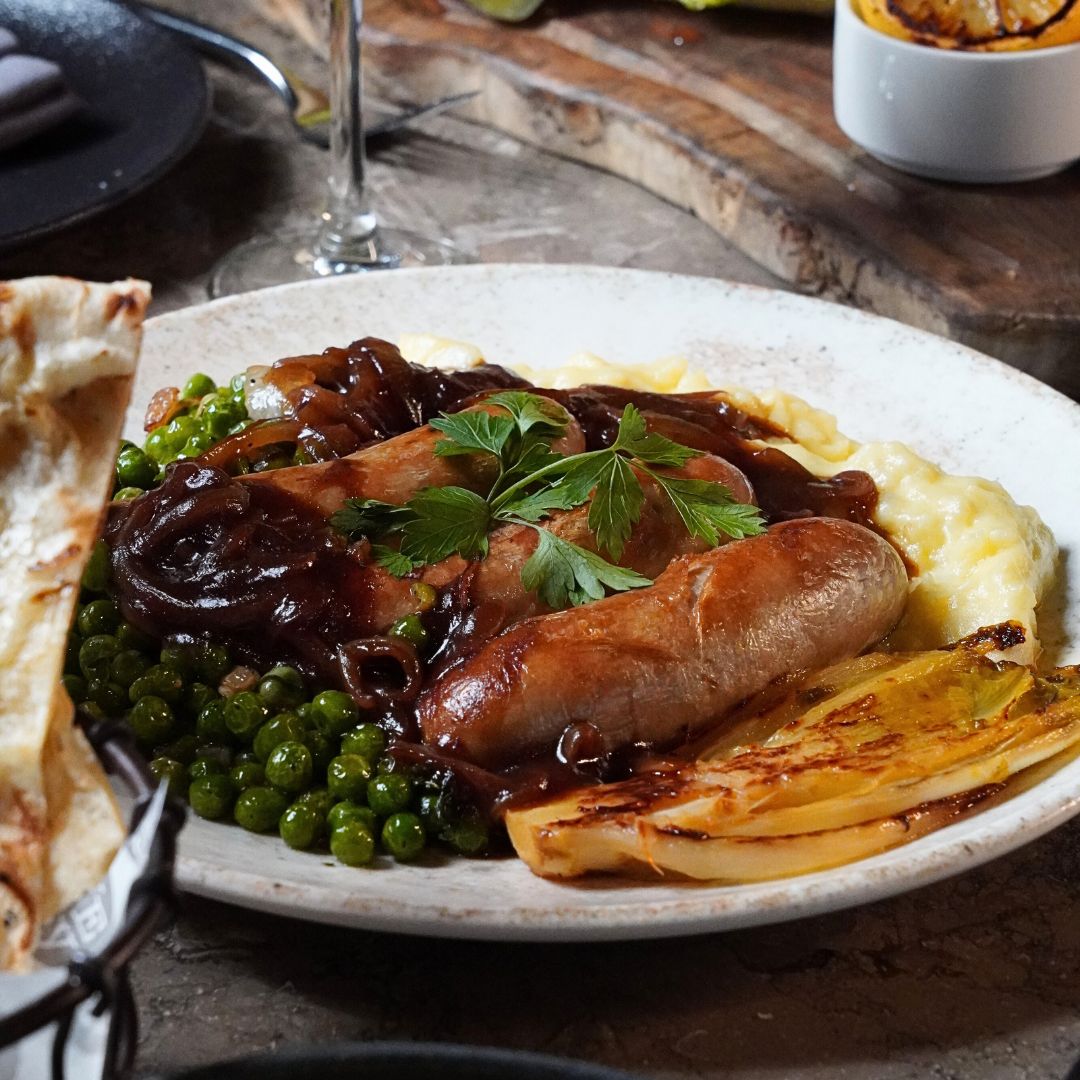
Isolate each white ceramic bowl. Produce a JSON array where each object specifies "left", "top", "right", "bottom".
[{"left": 833, "top": 0, "right": 1080, "bottom": 182}]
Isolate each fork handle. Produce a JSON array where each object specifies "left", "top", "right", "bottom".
[{"left": 131, "top": 2, "right": 299, "bottom": 111}]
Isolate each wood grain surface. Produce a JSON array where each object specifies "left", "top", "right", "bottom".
[{"left": 343, "top": 0, "right": 1080, "bottom": 395}]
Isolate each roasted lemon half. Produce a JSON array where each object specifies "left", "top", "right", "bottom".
[{"left": 854, "top": 0, "right": 1080, "bottom": 49}]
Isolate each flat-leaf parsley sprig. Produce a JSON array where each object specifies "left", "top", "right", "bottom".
[{"left": 330, "top": 392, "right": 765, "bottom": 608}]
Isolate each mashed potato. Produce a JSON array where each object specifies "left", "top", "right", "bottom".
[{"left": 398, "top": 336, "right": 1057, "bottom": 666}]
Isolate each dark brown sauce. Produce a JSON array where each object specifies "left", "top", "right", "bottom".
[{"left": 107, "top": 338, "right": 884, "bottom": 821}]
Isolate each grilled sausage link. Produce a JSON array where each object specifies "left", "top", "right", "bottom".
[
  {"left": 239, "top": 401, "right": 586, "bottom": 518},
  {"left": 363, "top": 453, "right": 756, "bottom": 636},
  {"left": 418, "top": 519, "right": 908, "bottom": 768}
]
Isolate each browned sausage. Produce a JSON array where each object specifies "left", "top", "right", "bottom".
[
  {"left": 238, "top": 401, "right": 586, "bottom": 518},
  {"left": 362, "top": 453, "right": 756, "bottom": 635},
  {"left": 417, "top": 518, "right": 908, "bottom": 768}
]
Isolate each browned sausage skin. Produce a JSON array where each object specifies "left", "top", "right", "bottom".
[
  {"left": 362, "top": 452, "right": 756, "bottom": 635},
  {"left": 238, "top": 401, "right": 586, "bottom": 518},
  {"left": 417, "top": 519, "right": 908, "bottom": 769}
]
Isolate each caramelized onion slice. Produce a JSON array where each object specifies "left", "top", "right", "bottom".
[{"left": 338, "top": 637, "right": 423, "bottom": 710}]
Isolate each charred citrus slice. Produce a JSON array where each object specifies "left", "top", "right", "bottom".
[{"left": 855, "top": 0, "right": 1080, "bottom": 49}]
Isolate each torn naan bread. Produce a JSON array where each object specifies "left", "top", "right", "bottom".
[{"left": 0, "top": 276, "right": 149, "bottom": 970}]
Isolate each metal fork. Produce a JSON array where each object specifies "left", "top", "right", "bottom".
[{"left": 131, "top": 3, "right": 478, "bottom": 151}]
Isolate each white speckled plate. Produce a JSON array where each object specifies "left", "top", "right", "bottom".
[{"left": 133, "top": 265, "right": 1080, "bottom": 941}]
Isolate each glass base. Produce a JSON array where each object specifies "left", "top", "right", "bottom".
[{"left": 208, "top": 226, "right": 468, "bottom": 298}]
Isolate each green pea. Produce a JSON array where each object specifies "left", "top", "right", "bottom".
[
  {"left": 183, "top": 373, "right": 216, "bottom": 399},
  {"left": 229, "top": 373, "right": 247, "bottom": 398},
  {"left": 78, "top": 702, "right": 107, "bottom": 724},
  {"left": 367, "top": 773, "right": 412, "bottom": 817},
  {"left": 233, "top": 750, "right": 260, "bottom": 765},
  {"left": 79, "top": 634, "right": 121, "bottom": 679},
  {"left": 381, "top": 812, "right": 426, "bottom": 862},
  {"left": 253, "top": 712, "right": 307, "bottom": 762},
  {"left": 230, "top": 760, "right": 266, "bottom": 790},
  {"left": 234, "top": 786, "right": 289, "bottom": 833},
  {"left": 418, "top": 791, "right": 451, "bottom": 834},
  {"left": 443, "top": 817, "right": 490, "bottom": 857},
  {"left": 310, "top": 690, "right": 359, "bottom": 738},
  {"left": 128, "top": 696, "right": 175, "bottom": 746},
  {"left": 110, "top": 649, "right": 152, "bottom": 688},
  {"left": 144, "top": 428, "right": 174, "bottom": 464},
  {"left": 184, "top": 682, "right": 218, "bottom": 720},
  {"left": 279, "top": 803, "right": 322, "bottom": 850},
  {"left": 164, "top": 415, "right": 200, "bottom": 449},
  {"left": 388, "top": 613, "right": 428, "bottom": 649},
  {"left": 189, "top": 775, "right": 235, "bottom": 820},
  {"left": 193, "top": 642, "right": 232, "bottom": 685},
  {"left": 296, "top": 788, "right": 334, "bottom": 825},
  {"left": 251, "top": 453, "right": 292, "bottom": 473},
  {"left": 302, "top": 729, "right": 334, "bottom": 774},
  {"left": 116, "top": 621, "right": 156, "bottom": 652},
  {"left": 327, "top": 800, "right": 376, "bottom": 833},
  {"left": 61, "top": 673, "right": 87, "bottom": 704},
  {"left": 410, "top": 581, "right": 438, "bottom": 610},
  {"left": 81, "top": 540, "right": 110, "bottom": 594},
  {"left": 128, "top": 664, "right": 184, "bottom": 706},
  {"left": 189, "top": 757, "right": 227, "bottom": 780},
  {"left": 113, "top": 486, "right": 145, "bottom": 502},
  {"left": 327, "top": 754, "right": 372, "bottom": 802},
  {"left": 87, "top": 679, "right": 127, "bottom": 715},
  {"left": 116, "top": 445, "right": 157, "bottom": 489},
  {"left": 204, "top": 397, "right": 243, "bottom": 439},
  {"left": 340, "top": 723, "right": 386, "bottom": 762},
  {"left": 224, "top": 691, "right": 267, "bottom": 741},
  {"left": 265, "top": 741, "right": 313, "bottom": 793},
  {"left": 196, "top": 699, "right": 230, "bottom": 743},
  {"left": 179, "top": 433, "right": 213, "bottom": 459},
  {"left": 257, "top": 675, "right": 303, "bottom": 712},
  {"left": 77, "top": 599, "right": 120, "bottom": 637},
  {"left": 150, "top": 757, "right": 188, "bottom": 799},
  {"left": 160, "top": 642, "right": 195, "bottom": 677},
  {"left": 330, "top": 820, "right": 375, "bottom": 867},
  {"left": 194, "top": 744, "right": 233, "bottom": 769},
  {"left": 156, "top": 733, "right": 200, "bottom": 765}
]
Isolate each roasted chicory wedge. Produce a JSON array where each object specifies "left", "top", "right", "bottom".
[{"left": 505, "top": 630, "right": 1080, "bottom": 881}]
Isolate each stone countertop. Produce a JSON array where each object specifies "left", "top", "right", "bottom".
[{"left": 4, "top": 3, "right": 1079, "bottom": 1078}]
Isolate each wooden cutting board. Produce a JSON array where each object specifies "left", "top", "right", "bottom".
[{"left": 282, "top": 0, "right": 1080, "bottom": 396}]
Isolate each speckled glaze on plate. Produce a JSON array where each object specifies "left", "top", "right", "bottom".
[{"left": 134, "top": 265, "right": 1080, "bottom": 942}]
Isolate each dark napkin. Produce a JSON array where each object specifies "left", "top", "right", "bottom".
[{"left": 0, "top": 27, "right": 81, "bottom": 153}]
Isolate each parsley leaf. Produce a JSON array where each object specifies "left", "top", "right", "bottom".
[
  {"left": 331, "top": 392, "right": 765, "bottom": 611},
  {"left": 587, "top": 454, "right": 644, "bottom": 561},
  {"left": 498, "top": 440, "right": 566, "bottom": 488},
  {"left": 611, "top": 403, "right": 701, "bottom": 468},
  {"left": 518, "top": 525, "right": 652, "bottom": 609},
  {"left": 399, "top": 487, "right": 491, "bottom": 564},
  {"left": 331, "top": 498, "right": 414, "bottom": 540},
  {"left": 484, "top": 390, "right": 571, "bottom": 438},
  {"left": 371, "top": 544, "right": 422, "bottom": 578},
  {"left": 430, "top": 411, "right": 516, "bottom": 458},
  {"left": 646, "top": 473, "right": 767, "bottom": 545},
  {"left": 496, "top": 485, "right": 581, "bottom": 523}
]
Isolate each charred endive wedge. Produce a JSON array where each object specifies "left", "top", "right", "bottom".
[{"left": 505, "top": 631, "right": 1080, "bottom": 881}]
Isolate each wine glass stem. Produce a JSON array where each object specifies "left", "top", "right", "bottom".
[{"left": 317, "top": 0, "right": 378, "bottom": 263}]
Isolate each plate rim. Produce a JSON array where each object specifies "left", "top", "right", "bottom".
[{"left": 144, "top": 263, "right": 1080, "bottom": 940}]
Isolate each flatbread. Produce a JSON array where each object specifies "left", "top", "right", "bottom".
[{"left": 0, "top": 276, "right": 149, "bottom": 970}]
